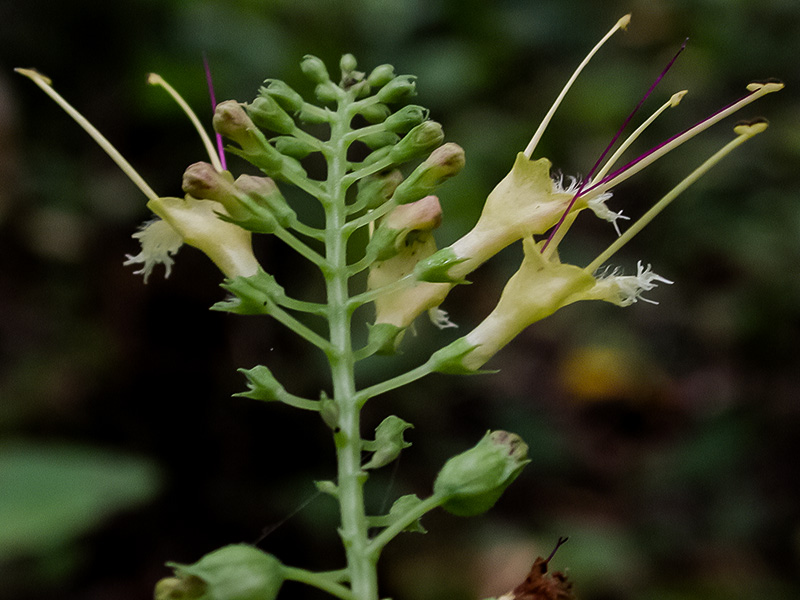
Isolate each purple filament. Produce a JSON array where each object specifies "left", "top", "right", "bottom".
[
  {"left": 203, "top": 52, "right": 227, "bottom": 171},
  {"left": 541, "top": 38, "right": 688, "bottom": 252}
]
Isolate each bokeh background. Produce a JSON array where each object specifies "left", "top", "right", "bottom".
[{"left": 1, "top": 0, "right": 798, "bottom": 599}]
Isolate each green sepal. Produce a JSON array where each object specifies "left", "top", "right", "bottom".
[
  {"left": 366, "top": 494, "right": 427, "bottom": 533},
  {"left": 315, "top": 480, "right": 339, "bottom": 498},
  {"left": 259, "top": 80, "right": 304, "bottom": 113},
  {"left": 235, "top": 365, "right": 286, "bottom": 402},
  {"left": 213, "top": 269, "right": 287, "bottom": 315},
  {"left": 163, "top": 545, "right": 283, "bottom": 600},
  {"left": 414, "top": 247, "right": 470, "bottom": 284},
  {"left": 364, "top": 322, "right": 405, "bottom": 356},
  {"left": 362, "top": 415, "right": 413, "bottom": 470},
  {"left": 433, "top": 431, "right": 530, "bottom": 517},
  {"left": 246, "top": 95, "right": 296, "bottom": 135},
  {"left": 228, "top": 144, "right": 308, "bottom": 185},
  {"left": 428, "top": 337, "right": 497, "bottom": 375},
  {"left": 273, "top": 135, "right": 320, "bottom": 159},
  {"left": 389, "top": 121, "right": 444, "bottom": 164},
  {"left": 359, "top": 145, "right": 393, "bottom": 168}
]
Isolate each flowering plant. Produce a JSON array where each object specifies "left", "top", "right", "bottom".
[{"left": 17, "top": 13, "right": 782, "bottom": 600}]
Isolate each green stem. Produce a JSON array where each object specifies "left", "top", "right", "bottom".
[
  {"left": 367, "top": 494, "right": 444, "bottom": 559},
  {"left": 275, "top": 226, "right": 328, "bottom": 268},
  {"left": 283, "top": 567, "right": 356, "bottom": 600},
  {"left": 354, "top": 358, "right": 437, "bottom": 407},
  {"left": 326, "top": 93, "right": 379, "bottom": 600}
]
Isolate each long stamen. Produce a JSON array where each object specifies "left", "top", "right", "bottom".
[
  {"left": 542, "top": 39, "right": 688, "bottom": 252},
  {"left": 15, "top": 68, "right": 159, "bottom": 201},
  {"left": 203, "top": 53, "right": 228, "bottom": 171},
  {"left": 581, "top": 81, "right": 784, "bottom": 198},
  {"left": 585, "top": 120, "right": 769, "bottom": 273},
  {"left": 592, "top": 90, "right": 687, "bottom": 183},
  {"left": 523, "top": 13, "right": 631, "bottom": 159},
  {"left": 147, "top": 73, "right": 224, "bottom": 172}
]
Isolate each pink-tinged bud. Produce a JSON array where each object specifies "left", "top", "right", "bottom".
[
  {"left": 392, "top": 142, "right": 465, "bottom": 205},
  {"left": 368, "top": 195, "right": 442, "bottom": 261}
]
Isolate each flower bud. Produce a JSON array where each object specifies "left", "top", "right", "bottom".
[
  {"left": 246, "top": 95, "right": 296, "bottom": 134},
  {"left": 340, "top": 53, "right": 358, "bottom": 73},
  {"left": 233, "top": 174, "right": 297, "bottom": 233},
  {"left": 314, "top": 81, "right": 341, "bottom": 104},
  {"left": 384, "top": 105, "right": 429, "bottom": 134},
  {"left": 300, "top": 54, "right": 330, "bottom": 84},
  {"left": 367, "top": 64, "right": 396, "bottom": 87},
  {"left": 273, "top": 135, "right": 319, "bottom": 159},
  {"left": 259, "top": 80, "right": 304, "bottom": 113},
  {"left": 358, "top": 102, "right": 391, "bottom": 124},
  {"left": 360, "top": 130, "right": 400, "bottom": 150},
  {"left": 433, "top": 431, "right": 530, "bottom": 516},
  {"left": 392, "top": 143, "right": 465, "bottom": 205},
  {"left": 181, "top": 162, "right": 241, "bottom": 213},
  {"left": 212, "top": 101, "right": 260, "bottom": 151},
  {"left": 389, "top": 121, "right": 444, "bottom": 163},
  {"left": 356, "top": 169, "right": 403, "bottom": 210},
  {"left": 377, "top": 75, "right": 417, "bottom": 103},
  {"left": 297, "top": 103, "right": 331, "bottom": 125},
  {"left": 367, "top": 195, "right": 442, "bottom": 261},
  {"left": 162, "top": 544, "right": 284, "bottom": 600}
]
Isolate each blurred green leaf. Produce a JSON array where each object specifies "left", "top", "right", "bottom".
[{"left": 0, "top": 441, "right": 161, "bottom": 558}]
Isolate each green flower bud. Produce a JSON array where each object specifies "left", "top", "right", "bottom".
[
  {"left": 367, "top": 64, "right": 396, "bottom": 87},
  {"left": 297, "top": 103, "right": 331, "bottom": 125},
  {"left": 389, "top": 121, "right": 444, "bottom": 163},
  {"left": 360, "top": 145, "right": 392, "bottom": 167},
  {"left": 273, "top": 135, "right": 319, "bottom": 159},
  {"left": 246, "top": 95, "right": 296, "bottom": 135},
  {"left": 356, "top": 169, "right": 403, "bottom": 210},
  {"left": 259, "top": 80, "right": 304, "bottom": 113},
  {"left": 212, "top": 101, "right": 261, "bottom": 152},
  {"left": 314, "top": 81, "right": 341, "bottom": 104},
  {"left": 358, "top": 102, "right": 391, "bottom": 124},
  {"left": 360, "top": 130, "right": 400, "bottom": 150},
  {"left": 433, "top": 431, "right": 530, "bottom": 516},
  {"left": 392, "top": 143, "right": 465, "bottom": 205},
  {"left": 340, "top": 53, "right": 358, "bottom": 74},
  {"left": 235, "top": 174, "right": 296, "bottom": 229},
  {"left": 300, "top": 54, "right": 331, "bottom": 84},
  {"left": 163, "top": 544, "right": 283, "bottom": 600},
  {"left": 376, "top": 75, "right": 417, "bottom": 103},
  {"left": 384, "top": 105, "right": 429, "bottom": 134},
  {"left": 235, "top": 365, "right": 286, "bottom": 401}
]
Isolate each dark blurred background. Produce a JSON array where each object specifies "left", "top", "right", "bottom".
[{"left": 1, "top": 1, "right": 798, "bottom": 599}]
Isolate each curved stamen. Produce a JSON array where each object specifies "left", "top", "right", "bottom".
[
  {"left": 203, "top": 53, "right": 228, "bottom": 171},
  {"left": 15, "top": 68, "right": 159, "bottom": 201},
  {"left": 542, "top": 39, "right": 688, "bottom": 252},
  {"left": 147, "top": 73, "right": 224, "bottom": 172},
  {"left": 580, "top": 81, "right": 784, "bottom": 198},
  {"left": 585, "top": 120, "right": 770, "bottom": 273},
  {"left": 523, "top": 13, "right": 631, "bottom": 159},
  {"left": 593, "top": 90, "right": 687, "bottom": 183}
]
